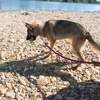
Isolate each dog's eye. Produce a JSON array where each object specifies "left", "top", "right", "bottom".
[
  {"left": 29, "top": 28, "right": 35, "bottom": 33},
  {"left": 27, "top": 29, "right": 32, "bottom": 33}
]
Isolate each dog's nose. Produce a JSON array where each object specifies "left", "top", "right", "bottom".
[
  {"left": 26, "top": 36, "right": 36, "bottom": 41},
  {"left": 33, "top": 36, "right": 36, "bottom": 40}
]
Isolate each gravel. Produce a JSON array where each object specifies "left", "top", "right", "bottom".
[{"left": 0, "top": 10, "right": 100, "bottom": 100}]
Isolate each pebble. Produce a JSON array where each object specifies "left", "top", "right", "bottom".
[
  {"left": 0, "top": 51, "right": 6, "bottom": 60},
  {"left": 41, "top": 86, "right": 47, "bottom": 92},
  {"left": 9, "top": 38, "right": 15, "bottom": 42},
  {"left": 6, "top": 82, "right": 12, "bottom": 89},
  {"left": 91, "top": 67, "right": 99, "bottom": 73},
  {"left": 36, "top": 77, "right": 50, "bottom": 85},
  {"left": 13, "top": 87, "right": 18, "bottom": 92},
  {"left": 5, "top": 91, "right": 16, "bottom": 99},
  {"left": 85, "top": 69, "right": 91, "bottom": 76},
  {"left": 46, "top": 92, "right": 53, "bottom": 97},
  {"left": 18, "top": 78, "right": 27, "bottom": 86},
  {"left": 19, "top": 39, "right": 25, "bottom": 43},
  {"left": 65, "top": 97, "right": 75, "bottom": 100},
  {"left": 15, "top": 93, "right": 23, "bottom": 100},
  {"left": 30, "top": 75, "right": 37, "bottom": 79},
  {"left": 1, "top": 73, "right": 6, "bottom": 80},
  {"left": 24, "top": 67, "right": 29, "bottom": 72},
  {"left": 51, "top": 77, "right": 56, "bottom": 83},
  {"left": 53, "top": 94, "right": 63, "bottom": 100},
  {"left": 63, "top": 81, "right": 70, "bottom": 85},
  {"left": 0, "top": 88, "right": 8, "bottom": 95}
]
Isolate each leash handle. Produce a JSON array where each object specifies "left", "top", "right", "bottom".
[{"left": 45, "top": 43, "right": 100, "bottom": 65}]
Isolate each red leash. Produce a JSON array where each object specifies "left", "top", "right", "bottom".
[{"left": 45, "top": 43, "right": 100, "bottom": 65}]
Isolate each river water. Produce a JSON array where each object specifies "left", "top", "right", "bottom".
[{"left": 0, "top": 0, "right": 100, "bottom": 11}]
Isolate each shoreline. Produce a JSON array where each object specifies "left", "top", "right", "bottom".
[{"left": 0, "top": 9, "right": 100, "bottom": 12}]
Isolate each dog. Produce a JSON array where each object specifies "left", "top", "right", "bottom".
[{"left": 25, "top": 20, "right": 100, "bottom": 70}]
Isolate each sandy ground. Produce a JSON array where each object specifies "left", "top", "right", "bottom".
[{"left": 0, "top": 10, "right": 100, "bottom": 100}]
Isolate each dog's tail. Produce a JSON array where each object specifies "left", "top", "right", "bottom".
[{"left": 86, "top": 32, "right": 100, "bottom": 51}]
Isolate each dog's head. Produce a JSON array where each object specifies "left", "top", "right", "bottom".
[{"left": 25, "top": 23, "right": 39, "bottom": 41}]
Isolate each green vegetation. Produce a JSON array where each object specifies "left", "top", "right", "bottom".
[{"left": 41, "top": 0, "right": 100, "bottom": 3}]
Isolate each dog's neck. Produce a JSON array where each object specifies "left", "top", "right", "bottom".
[{"left": 38, "top": 23, "right": 45, "bottom": 37}]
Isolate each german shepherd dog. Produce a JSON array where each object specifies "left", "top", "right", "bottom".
[{"left": 25, "top": 20, "right": 100, "bottom": 70}]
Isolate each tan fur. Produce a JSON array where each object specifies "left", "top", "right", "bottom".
[{"left": 25, "top": 20, "right": 100, "bottom": 70}]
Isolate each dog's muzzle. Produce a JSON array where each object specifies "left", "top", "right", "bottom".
[{"left": 26, "top": 36, "right": 36, "bottom": 41}]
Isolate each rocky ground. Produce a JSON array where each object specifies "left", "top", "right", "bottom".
[{"left": 0, "top": 10, "right": 100, "bottom": 100}]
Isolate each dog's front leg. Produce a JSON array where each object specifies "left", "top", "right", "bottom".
[{"left": 47, "top": 40, "right": 56, "bottom": 57}]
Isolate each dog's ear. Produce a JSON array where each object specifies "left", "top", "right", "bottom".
[
  {"left": 25, "top": 23, "right": 32, "bottom": 30},
  {"left": 25, "top": 23, "right": 30, "bottom": 28}
]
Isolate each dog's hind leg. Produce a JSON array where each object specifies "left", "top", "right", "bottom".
[{"left": 72, "top": 38, "right": 86, "bottom": 70}]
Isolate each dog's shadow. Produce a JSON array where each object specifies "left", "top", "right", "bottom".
[{"left": 0, "top": 53, "right": 100, "bottom": 100}]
